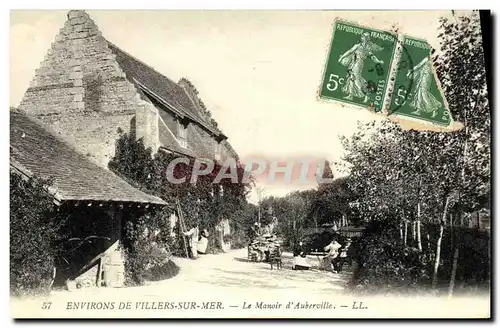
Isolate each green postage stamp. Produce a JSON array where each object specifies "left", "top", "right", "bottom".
[
  {"left": 388, "top": 36, "right": 451, "bottom": 126},
  {"left": 319, "top": 19, "right": 452, "bottom": 127},
  {"left": 319, "top": 21, "right": 397, "bottom": 113}
]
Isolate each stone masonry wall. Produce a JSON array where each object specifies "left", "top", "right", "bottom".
[{"left": 18, "top": 10, "right": 159, "bottom": 168}]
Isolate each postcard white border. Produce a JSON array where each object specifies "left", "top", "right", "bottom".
[{"left": 3, "top": 2, "right": 498, "bottom": 328}]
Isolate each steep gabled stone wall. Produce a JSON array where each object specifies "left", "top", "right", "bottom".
[{"left": 18, "top": 10, "right": 159, "bottom": 168}]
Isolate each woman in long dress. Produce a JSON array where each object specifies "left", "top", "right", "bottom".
[
  {"left": 406, "top": 57, "right": 442, "bottom": 118},
  {"left": 338, "top": 32, "right": 384, "bottom": 103}
]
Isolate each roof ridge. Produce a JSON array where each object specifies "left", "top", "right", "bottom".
[{"left": 178, "top": 80, "right": 218, "bottom": 126}]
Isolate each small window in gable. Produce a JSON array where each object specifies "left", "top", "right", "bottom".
[
  {"left": 214, "top": 139, "right": 221, "bottom": 155},
  {"left": 177, "top": 121, "right": 188, "bottom": 148}
]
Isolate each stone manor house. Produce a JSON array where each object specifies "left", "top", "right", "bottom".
[{"left": 11, "top": 10, "right": 237, "bottom": 287}]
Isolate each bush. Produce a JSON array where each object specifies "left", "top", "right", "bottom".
[
  {"left": 10, "top": 173, "right": 65, "bottom": 296},
  {"left": 350, "top": 221, "right": 431, "bottom": 295},
  {"left": 352, "top": 241, "right": 431, "bottom": 294},
  {"left": 141, "top": 260, "right": 180, "bottom": 282},
  {"left": 124, "top": 241, "right": 178, "bottom": 285},
  {"left": 122, "top": 209, "right": 178, "bottom": 286},
  {"left": 302, "top": 230, "right": 342, "bottom": 253},
  {"left": 230, "top": 230, "right": 248, "bottom": 249}
]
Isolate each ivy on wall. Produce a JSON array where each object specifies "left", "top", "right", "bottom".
[{"left": 109, "top": 130, "right": 254, "bottom": 262}]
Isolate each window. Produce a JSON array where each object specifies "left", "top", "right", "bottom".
[
  {"left": 214, "top": 140, "right": 222, "bottom": 161},
  {"left": 214, "top": 139, "right": 221, "bottom": 155},
  {"left": 177, "top": 121, "right": 188, "bottom": 148}
]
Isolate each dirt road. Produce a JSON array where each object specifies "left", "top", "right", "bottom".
[
  {"left": 11, "top": 248, "right": 352, "bottom": 318},
  {"left": 11, "top": 248, "right": 490, "bottom": 318},
  {"left": 168, "top": 248, "right": 351, "bottom": 294}
]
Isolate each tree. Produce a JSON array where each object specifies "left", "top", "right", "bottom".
[
  {"left": 256, "top": 186, "right": 267, "bottom": 225},
  {"left": 261, "top": 189, "right": 317, "bottom": 248},
  {"left": 432, "top": 11, "right": 490, "bottom": 295},
  {"left": 337, "top": 11, "right": 490, "bottom": 294},
  {"left": 10, "top": 173, "right": 66, "bottom": 295},
  {"left": 313, "top": 176, "right": 355, "bottom": 228}
]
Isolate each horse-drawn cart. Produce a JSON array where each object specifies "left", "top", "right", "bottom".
[{"left": 248, "top": 235, "right": 282, "bottom": 263}]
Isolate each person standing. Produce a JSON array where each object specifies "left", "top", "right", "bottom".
[
  {"left": 293, "top": 241, "right": 306, "bottom": 257},
  {"left": 324, "top": 238, "right": 342, "bottom": 273},
  {"left": 197, "top": 229, "right": 209, "bottom": 255},
  {"left": 336, "top": 238, "right": 352, "bottom": 273},
  {"left": 183, "top": 224, "right": 200, "bottom": 259}
]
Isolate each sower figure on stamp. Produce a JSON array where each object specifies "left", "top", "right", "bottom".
[
  {"left": 183, "top": 224, "right": 200, "bottom": 259},
  {"left": 338, "top": 32, "right": 384, "bottom": 103},
  {"left": 406, "top": 57, "right": 442, "bottom": 118}
]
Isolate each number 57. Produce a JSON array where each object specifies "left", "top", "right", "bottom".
[{"left": 326, "top": 74, "right": 344, "bottom": 92}]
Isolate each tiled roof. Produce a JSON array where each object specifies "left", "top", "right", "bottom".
[
  {"left": 104, "top": 40, "right": 240, "bottom": 161},
  {"left": 107, "top": 41, "right": 224, "bottom": 137},
  {"left": 10, "top": 110, "right": 166, "bottom": 205}
]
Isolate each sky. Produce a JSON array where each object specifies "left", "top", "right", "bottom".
[{"left": 10, "top": 10, "right": 471, "bottom": 203}]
